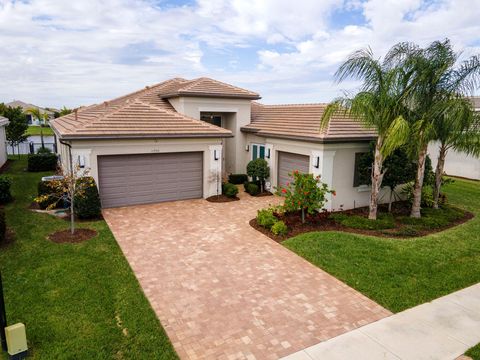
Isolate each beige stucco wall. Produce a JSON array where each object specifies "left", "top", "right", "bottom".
[
  {"left": 245, "top": 134, "right": 394, "bottom": 211},
  {"left": 428, "top": 141, "right": 480, "bottom": 180},
  {"left": 63, "top": 137, "right": 224, "bottom": 199},
  {"left": 0, "top": 126, "right": 8, "bottom": 167},
  {"left": 168, "top": 96, "right": 251, "bottom": 174}
]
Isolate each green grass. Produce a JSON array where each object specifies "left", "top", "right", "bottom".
[
  {"left": 25, "top": 126, "right": 54, "bottom": 136},
  {"left": 0, "top": 157, "right": 177, "bottom": 359},
  {"left": 467, "top": 343, "right": 480, "bottom": 359},
  {"left": 283, "top": 178, "right": 480, "bottom": 313}
]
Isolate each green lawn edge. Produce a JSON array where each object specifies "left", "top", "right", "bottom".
[
  {"left": 283, "top": 178, "right": 480, "bottom": 313},
  {"left": 467, "top": 343, "right": 480, "bottom": 360},
  {"left": 0, "top": 157, "right": 177, "bottom": 359},
  {"left": 25, "top": 126, "right": 54, "bottom": 136}
]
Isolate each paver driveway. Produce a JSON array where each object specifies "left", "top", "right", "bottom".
[{"left": 103, "top": 191, "right": 391, "bottom": 360}]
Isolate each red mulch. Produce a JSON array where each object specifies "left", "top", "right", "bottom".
[
  {"left": 253, "top": 191, "right": 274, "bottom": 197},
  {"left": 206, "top": 195, "right": 239, "bottom": 203},
  {"left": 251, "top": 203, "right": 474, "bottom": 242},
  {"left": 48, "top": 228, "right": 97, "bottom": 243}
]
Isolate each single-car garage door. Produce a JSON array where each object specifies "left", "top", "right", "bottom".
[
  {"left": 98, "top": 152, "right": 203, "bottom": 208},
  {"left": 277, "top": 151, "right": 310, "bottom": 189}
]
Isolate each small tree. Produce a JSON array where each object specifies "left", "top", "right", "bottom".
[
  {"left": 246, "top": 158, "right": 270, "bottom": 192},
  {"left": 1, "top": 106, "right": 28, "bottom": 156},
  {"left": 277, "top": 171, "right": 334, "bottom": 224},
  {"left": 34, "top": 165, "right": 93, "bottom": 234},
  {"left": 27, "top": 108, "right": 49, "bottom": 149}
]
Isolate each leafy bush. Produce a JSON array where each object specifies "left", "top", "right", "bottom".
[
  {"left": 36, "top": 147, "right": 52, "bottom": 154},
  {"left": 271, "top": 221, "right": 288, "bottom": 236},
  {"left": 222, "top": 182, "right": 239, "bottom": 198},
  {"left": 244, "top": 182, "right": 260, "bottom": 196},
  {"left": 277, "top": 171, "right": 334, "bottom": 223},
  {"left": 331, "top": 213, "right": 395, "bottom": 230},
  {"left": 0, "top": 176, "right": 12, "bottom": 204},
  {"left": 399, "top": 205, "right": 464, "bottom": 229},
  {"left": 74, "top": 176, "right": 101, "bottom": 219},
  {"left": 0, "top": 209, "right": 6, "bottom": 245},
  {"left": 228, "top": 174, "right": 248, "bottom": 185},
  {"left": 246, "top": 159, "right": 270, "bottom": 192},
  {"left": 402, "top": 183, "right": 435, "bottom": 208},
  {"left": 257, "top": 209, "right": 277, "bottom": 229},
  {"left": 37, "top": 180, "right": 62, "bottom": 209},
  {"left": 27, "top": 153, "right": 58, "bottom": 172}
]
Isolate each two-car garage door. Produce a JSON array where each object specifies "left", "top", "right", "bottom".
[{"left": 98, "top": 152, "right": 203, "bottom": 208}]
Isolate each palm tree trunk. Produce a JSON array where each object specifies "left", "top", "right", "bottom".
[
  {"left": 40, "top": 127, "right": 45, "bottom": 149},
  {"left": 410, "top": 145, "right": 428, "bottom": 218},
  {"left": 388, "top": 189, "right": 393, "bottom": 213},
  {"left": 433, "top": 143, "right": 447, "bottom": 209},
  {"left": 369, "top": 137, "right": 384, "bottom": 220}
]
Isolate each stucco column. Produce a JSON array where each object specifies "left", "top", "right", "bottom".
[
  {"left": 320, "top": 150, "right": 336, "bottom": 211},
  {"left": 264, "top": 143, "right": 274, "bottom": 190},
  {"left": 208, "top": 144, "right": 223, "bottom": 197}
]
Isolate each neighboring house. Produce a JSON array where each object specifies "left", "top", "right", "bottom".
[
  {"left": 428, "top": 96, "right": 480, "bottom": 180},
  {"left": 6, "top": 100, "right": 55, "bottom": 126},
  {"left": 51, "top": 77, "right": 388, "bottom": 210},
  {"left": 0, "top": 116, "right": 9, "bottom": 167}
]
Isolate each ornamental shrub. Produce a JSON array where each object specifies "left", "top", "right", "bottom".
[
  {"left": 36, "top": 147, "right": 52, "bottom": 154},
  {"left": 271, "top": 220, "right": 288, "bottom": 236},
  {"left": 246, "top": 159, "right": 270, "bottom": 192},
  {"left": 222, "top": 182, "right": 239, "bottom": 198},
  {"left": 0, "top": 176, "right": 12, "bottom": 204},
  {"left": 228, "top": 174, "right": 248, "bottom": 184},
  {"left": 37, "top": 180, "right": 62, "bottom": 209},
  {"left": 27, "top": 153, "right": 58, "bottom": 172},
  {"left": 256, "top": 208, "right": 277, "bottom": 229},
  {"left": 244, "top": 182, "right": 260, "bottom": 196},
  {"left": 74, "top": 176, "right": 101, "bottom": 219},
  {"left": 276, "top": 171, "right": 334, "bottom": 223}
]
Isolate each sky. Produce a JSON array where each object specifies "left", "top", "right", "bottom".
[{"left": 0, "top": 0, "right": 479, "bottom": 108}]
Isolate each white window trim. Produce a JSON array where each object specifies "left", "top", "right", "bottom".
[{"left": 251, "top": 143, "right": 266, "bottom": 160}]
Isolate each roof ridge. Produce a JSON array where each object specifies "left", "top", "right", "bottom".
[{"left": 259, "top": 102, "right": 329, "bottom": 107}]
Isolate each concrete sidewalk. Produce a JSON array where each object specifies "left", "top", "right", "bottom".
[{"left": 282, "top": 283, "right": 480, "bottom": 360}]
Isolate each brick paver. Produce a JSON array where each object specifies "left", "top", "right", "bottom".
[{"left": 103, "top": 190, "right": 391, "bottom": 359}]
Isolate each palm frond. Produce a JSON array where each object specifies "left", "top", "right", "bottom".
[{"left": 380, "top": 116, "right": 410, "bottom": 157}]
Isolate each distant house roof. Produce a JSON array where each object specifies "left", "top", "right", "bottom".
[
  {"left": 6, "top": 100, "right": 55, "bottom": 115},
  {"left": 0, "top": 116, "right": 9, "bottom": 127},
  {"left": 160, "top": 77, "right": 260, "bottom": 100},
  {"left": 51, "top": 78, "right": 233, "bottom": 140},
  {"left": 471, "top": 96, "right": 480, "bottom": 110},
  {"left": 242, "top": 102, "right": 376, "bottom": 143}
]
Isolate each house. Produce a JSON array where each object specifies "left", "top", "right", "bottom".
[
  {"left": 6, "top": 100, "right": 55, "bottom": 126},
  {"left": 0, "top": 116, "right": 9, "bottom": 167},
  {"left": 51, "top": 77, "right": 388, "bottom": 209},
  {"left": 428, "top": 96, "right": 480, "bottom": 180}
]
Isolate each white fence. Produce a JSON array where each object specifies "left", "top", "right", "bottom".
[{"left": 6, "top": 135, "right": 56, "bottom": 155}]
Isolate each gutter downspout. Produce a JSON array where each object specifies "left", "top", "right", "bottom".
[{"left": 59, "top": 138, "right": 75, "bottom": 234}]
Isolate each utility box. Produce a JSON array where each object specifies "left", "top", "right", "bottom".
[{"left": 5, "top": 323, "right": 28, "bottom": 359}]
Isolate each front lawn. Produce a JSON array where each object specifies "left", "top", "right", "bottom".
[
  {"left": 25, "top": 126, "right": 54, "bottom": 136},
  {"left": 283, "top": 178, "right": 480, "bottom": 313},
  {"left": 0, "top": 157, "right": 177, "bottom": 359}
]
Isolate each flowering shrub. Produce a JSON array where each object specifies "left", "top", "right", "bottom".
[{"left": 277, "top": 171, "right": 334, "bottom": 223}]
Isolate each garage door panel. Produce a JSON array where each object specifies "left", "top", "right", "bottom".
[
  {"left": 98, "top": 152, "right": 203, "bottom": 208},
  {"left": 277, "top": 151, "right": 310, "bottom": 189}
]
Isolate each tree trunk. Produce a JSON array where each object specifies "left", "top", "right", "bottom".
[
  {"left": 70, "top": 196, "right": 75, "bottom": 235},
  {"left": 388, "top": 189, "right": 393, "bottom": 213},
  {"left": 369, "top": 137, "right": 385, "bottom": 220},
  {"left": 433, "top": 144, "right": 447, "bottom": 209},
  {"left": 410, "top": 145, "right": 428, "bottom": 218},
  {"left": 301, "top": 208, "right": 305, "bottom": 224},
  {"left": 40, "top": 128, "right": 45, "bottom": 149}
]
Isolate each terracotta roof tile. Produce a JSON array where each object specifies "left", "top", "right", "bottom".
[
  {"left": 51, "top": 78, "right": 232, "bottom": 139},
  {"left": 243, "top": 102, "right": 376, "bottom": 142}
]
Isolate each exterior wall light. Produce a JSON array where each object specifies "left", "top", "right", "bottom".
[
  {"left": 214, "top": 150, "right": 219, "bottom": 161},
  {"left": 78, "top": 155, "right": 86, "bottom": 168},
  {"left": 245, "top": 145, "right": 249, "bottom": 152},
  {"left": 314, "top": 156, "right": 320, "bottom": 168},
  {"left": 266, "top": 148, "right": 271, "bottom": 159}
]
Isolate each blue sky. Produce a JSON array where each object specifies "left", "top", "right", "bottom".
[{"left": 0, "top": 0, "right": 479, "bottom": 108}]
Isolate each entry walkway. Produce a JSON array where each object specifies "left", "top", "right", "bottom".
[{"left": 282, "top": 283, "right": 480, "bottom": 360}]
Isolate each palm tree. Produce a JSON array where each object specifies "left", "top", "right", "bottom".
[
  {"left": 386, "top": 39, "right": 480, "bottom": 217},
  {"left": 27, "top": 107, "right": 49, "bottom": 150},
  {"left": 322, "top": 48, "right": 411, "bottom": 220},
  {"left": 432, "top": 96, "right": 480, "bottom": 208}
]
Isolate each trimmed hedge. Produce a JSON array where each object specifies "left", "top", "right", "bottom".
[
  {"left": 74, "top": 177, "right": 101, "bottom": 219},
  {"left": 228, "top": 174, "right": 248, "bottom": 185},
  {"left": 244, "top": 181, "right": 260, "bottom": 196},
  {"left": 0, "top": 209, "right": 5, "bottom": 245},
  {"left": 222, "top": 182, "right": 239, "bottom": 198},
  {"left": 257, "top": 209, "right": 277, "bottom": 229},
  {"left": 0, "top": 176, "right": 12, "bottom": 204},
  {"left": 27, "top": 153, "right": 58, "bottom": 172}
]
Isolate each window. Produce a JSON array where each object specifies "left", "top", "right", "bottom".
[
  {"left": 200, "top": 114, "right": 222, "bottom": 127},
  {"left": 252, "top": 144, "right": 265, "bottom": 160},
  {"left": 353, "top": 152, "right": 370, "bottom": 187}
]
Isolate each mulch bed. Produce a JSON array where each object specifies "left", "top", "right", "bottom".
[
  {"left": 251, "top": 202, "right": 474, "bottom": 242},
  {"left": 48, "top": 228, "right": 97, "bottom": 243},
  {"left": 206, "top": 195, "right": 239, "bottom": 203},
  {"left": 252, "top": 191, "right": 274, "bottom": 197},
  {"left": 0, "top": 159, "right": 12, "bottom": 174}
]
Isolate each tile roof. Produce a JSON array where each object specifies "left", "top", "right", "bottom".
[
  {"left": 243, "top": 102, "right": 376, "bottom": 142},
  {"left": 51, "top": 78, "right": 233, "bottom": 139},
  {"left": 471, "top": 96, "right": 480, "bottom": 110},
  {"left": 160, "top": 77, "right": 260, "bottom": 100},
  {"left": 6, "top": 100, "right": 55, "bottom": 115}
]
